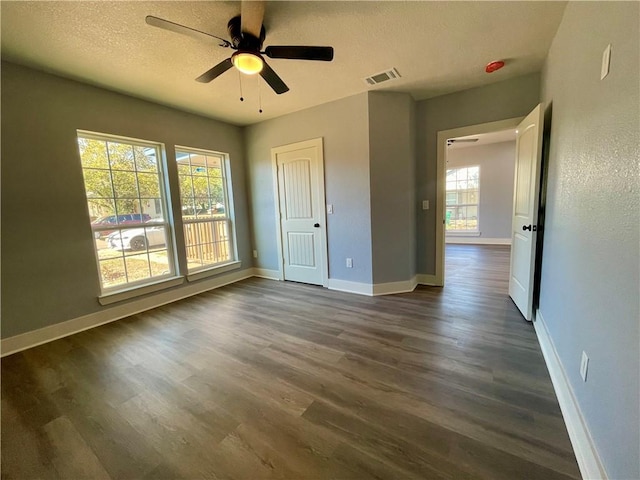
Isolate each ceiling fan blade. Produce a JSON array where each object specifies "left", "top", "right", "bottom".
[
  {"left": 260, "top": 61, "right": 289, "bottom": 94},
  {"left": 145, "top": 15, "right": 231, "bottom": 47},
  {"left": 240, "top": 0, "right": 265, "bottom": 38},
  {"left": 195, "top": 58, "right": 233, "bottom": 83},
  {"left": 264, "top": 46, "right": 334, "bottom": 61}
]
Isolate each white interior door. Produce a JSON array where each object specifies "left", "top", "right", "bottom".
[
  {"left": 509, "top": 103, "right": 544, "bottom": 320},
  {"left": 273, "top": 139, "right": 327, "bottom": 286}
]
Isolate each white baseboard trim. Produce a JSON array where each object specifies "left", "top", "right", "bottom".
[
  {"left": 2, "top": 269, "right": 436, "bottom": 356},
  {"left": 534, "top": 310, "right": 607, "bottom": 480},
  {"left": 1, "top": 268, "right": 255, "bottom": 358},
  {"left": 251, "top": 267, "right": 281, "bottom": 280},
  {"left": 446, "top": 237, "right": 511, "bottom": 245},
  {"left": 416, "top": 274, "right": 439, "bottom": 286},
  {"left": 372, "top": 277, "right": 418, "bottom": 296},
  {"left": 329, "top": 277, "right": 424, "bottom": 297},
  {"left": 327, "top": 278, "right": 374, "bottom": 296}
]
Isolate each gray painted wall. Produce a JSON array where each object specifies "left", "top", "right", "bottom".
[
  {"left": 1, "top": 62, "right": 251, "bottom": 338},
  {"left": 245, "top": 93, "right": 373, "bottom": 283},
  {"left": 416, "top": 73, "right": 540, "bottom": 275},
  {"left": 539, "top": 3, "right": 639, "bottom": 478},
  {"left": 446, "top": 141, "right": 515, "bottom": 240},
  {"left": 368, "top": 92, "right": 416, "bottom": 283}
]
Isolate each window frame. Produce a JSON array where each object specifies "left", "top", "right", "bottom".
[
  {"left": 77, "top": 130, "right": 180, "bottom": 296},
  {"left": 174, "top": 145, "right": 239, "bottom": 278},
  {"left": 445, "top": 164, "right": 481, "bottom": 234}
]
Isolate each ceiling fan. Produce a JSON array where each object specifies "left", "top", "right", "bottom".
[
  {"left": 145, "top": 1, "right": 334, "bottom": 95},
  {"left": 447, "top": 138, "right": 479, "bottom": 146}
]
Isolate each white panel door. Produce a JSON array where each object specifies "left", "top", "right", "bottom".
[
  {"left": 509, "top": 103, "right": 544, "bottom": 320},
  {"left": 273, "top": 139, "right": 327, "bottom": 286}
]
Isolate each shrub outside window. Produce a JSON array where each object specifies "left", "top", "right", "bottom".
[
  {"left": 77, "top": 132, "right": 175, "bottom": 291},
  {"left": 176, "top": 147, "right": 236, "bottom": 273}
]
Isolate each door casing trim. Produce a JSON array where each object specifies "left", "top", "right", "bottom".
[{"left": 435, "top": 117, "right": 523, "bottom": 286}]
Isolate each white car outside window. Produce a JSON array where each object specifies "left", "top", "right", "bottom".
[{"left": 106, "top": 222, "right": 166, "bottom": 251}]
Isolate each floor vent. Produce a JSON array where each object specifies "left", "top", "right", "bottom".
[{"left": 363, "top": 68, "right": 401, "bottom": 86}]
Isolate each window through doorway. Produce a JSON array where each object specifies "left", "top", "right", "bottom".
[{"left": 446, "top": 165, "right": 479, "bottom": 232}]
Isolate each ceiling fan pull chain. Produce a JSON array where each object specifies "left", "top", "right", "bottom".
[
  {"left": 258, "top": 75, "right": 263, "bottom": 113},
  {"left": 238, "top": 71, "right": 244, "bottom": 102}
]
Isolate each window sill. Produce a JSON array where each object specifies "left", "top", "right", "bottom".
[
  {"left": 186, "top": 261, "right": 242, "bottom": 282},
  {"left": 446, "top": 231, "right": 481, "bottom": 237},
  {"left": 98, "top": 276, "right": 185, "bottom": 305}
]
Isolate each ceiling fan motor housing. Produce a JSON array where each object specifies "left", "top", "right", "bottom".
[{"left": 227, "top": 15, "right": 265, "bottom": 51}]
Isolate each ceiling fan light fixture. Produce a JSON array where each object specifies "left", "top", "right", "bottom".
[{"left": 232, "top": 52, "right": 264, "bottom": 75}]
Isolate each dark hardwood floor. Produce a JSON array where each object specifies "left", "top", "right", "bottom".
[{"left": 1, "top": 245, "right": 581, "bottom": 479}]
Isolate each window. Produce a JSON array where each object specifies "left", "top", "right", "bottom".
[
  {"left": 446, "top": 166, "right": 479, "bottom": 232},
  {"left": 77, "top": 132, "right": 175, "bottom": 292},
  {"left": 176, "top": 147, "right": 236, "bottom": 273}
]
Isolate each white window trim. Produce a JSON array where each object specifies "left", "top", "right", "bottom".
[
  {"left": 446, "top": 164, "right": 480, "bottom": 234},
  {"left": 175, "top": 145, "right": 239, "bottom": 273},
  {"left": 446, "top": 229, "right": 481, "bottom": 236},
  {"left": 77, "top": 130, "right": 179, "bottom": 297},
  {"left": 98, "top": 276, "right": 185, "bottom": 305},
  {"left": 186, "top": 260, "right": 242, "bottom": 282}
]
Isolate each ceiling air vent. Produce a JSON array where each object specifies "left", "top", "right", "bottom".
[{"left": 364, "top": 68, "right": 401, "bottom": 86}]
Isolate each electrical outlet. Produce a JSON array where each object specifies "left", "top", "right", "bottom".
[
  {"left": 346, "top": 258, "right": 353, "bottom": 268},
  {"left": 580, "top": 351, "right": 589, "bottom": 382},
  {"left": 252, "top": 250, "right": 258, "bottom": 258},
  {"left": 422, "top": 200, "right": 429, "bottom": 210},
  {"left": 601, "top": 44, "right": 611, "bottom": 80}
]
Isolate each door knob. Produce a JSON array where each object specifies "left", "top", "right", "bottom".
[
  {"left": 522, "top": 224, "right": 537, "bottom": 231},
  {"left": 314, "top": 223, "right": 320, "bottom": 228}
]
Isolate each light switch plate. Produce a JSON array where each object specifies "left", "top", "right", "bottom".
[
  {"left": 327, "top": 204, "right": 334, "bottom": 214},
  {"left": 422, "top": 200, "right": 429, "bottom": 210},
  {"left": 601, "top": 44, "right": 611, "bottom": 80}
]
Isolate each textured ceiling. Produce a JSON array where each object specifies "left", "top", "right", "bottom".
[{"left": 1, "top": 1, "right": 567, "bottom": 126}]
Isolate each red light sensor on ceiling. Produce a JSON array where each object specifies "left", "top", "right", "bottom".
[{"left": 485, "top": 60, "right": 505, "bottom": 73}]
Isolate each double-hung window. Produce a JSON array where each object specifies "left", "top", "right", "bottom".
[
  {"left": 446, "top": 165, "right": 480, "bottom": 232},
  {"left": 78, "top": 133, "right": 238, "bottom": 298},
  {"left": 176, "top": 147, "right": 236, "bottom": 273},
  {"left": 78, "top": 132, "right": 175, "bottom": 292}
]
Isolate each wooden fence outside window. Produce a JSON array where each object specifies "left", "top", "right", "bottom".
[{"left": 182, "top": 216, "right": 232, "bottom": 266}]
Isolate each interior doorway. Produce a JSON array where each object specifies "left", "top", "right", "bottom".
[
  {"left": 444, "top": 128, "right": 516, "bottom": 296},
  {"left": 435, "top": 105, "right": 545, "bottom": 321},
  {"left": 435, "top": 117, "right": 522, "bottom": 287},
  {"left": 443, "top": 128, "right": 517, "bottom": 294}
]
